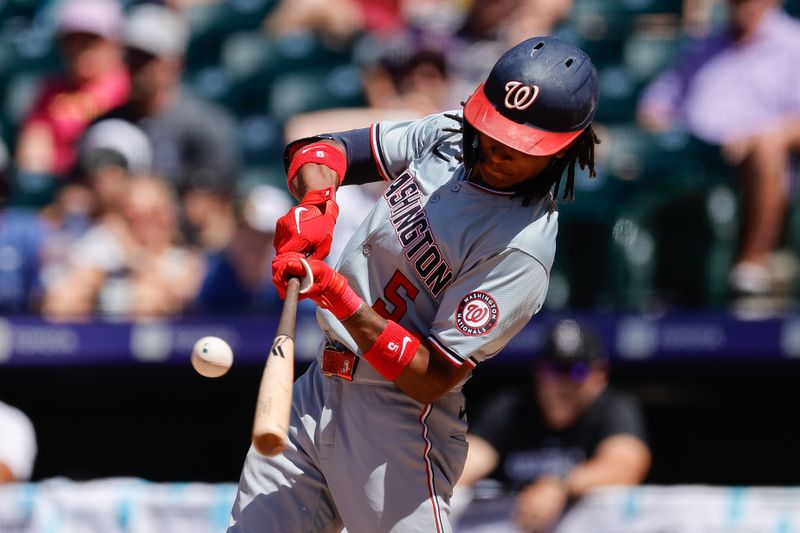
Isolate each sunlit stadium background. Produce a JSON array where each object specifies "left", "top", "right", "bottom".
[{"left": 2, "top": 0, "right": 800, "bottom": 531}]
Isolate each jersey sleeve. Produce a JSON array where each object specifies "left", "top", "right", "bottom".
[
  {"left": 428, "top": 248, "right": 549, "bottom": 367},
  {"left": 281, "top": 111, "right": 460, "bottom": 186},
  {"left": 373, "top": 112, "right": 460, "bottom": 181}
]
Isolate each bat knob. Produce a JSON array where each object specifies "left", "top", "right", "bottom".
[
  {"left": 253, "top": 430, "right": 287, "bottom": 457},
  {"left": 297, "top": 258, "right": 314, "bottom": 294}
]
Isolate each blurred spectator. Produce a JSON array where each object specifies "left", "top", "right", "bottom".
[
  {"left": 447, "top": 0, "right": 573, "bottom": 103},
  {"left": 637, "top": 0, "right": 800, "bottom": 302},
  {"left": 38, "top": 119, "right": 153, "bottom": 297},
  {"left": 285, "top": 36, "right": 453, "bottom": 139},
  {"left": 42, "top": 175, "right": 204, "bottom": 319},
  {"left": 0, "top": 137, "right": 47, "bottom": 313},
  {"left": 455, "top": 320, "right": 650, "bottom": 532},
  {"left": 0, "top": 399, "right": 37, "bottom": 483},
  {"left": 194, "top": 185, "right": 292, "bottom": 314},
  {"left": 359, "top": 36, "right": 454, "bottom": 115},
  {"left": 91, "top": 3, "right": 240, "bottom": 197},
  {"left": 180, "top": 176, "right": 236, "bottom": 253},
  {"left": 263, "top": 0, "right": 405, "bottom": 45},
  {"left": 15, "top": 0, "right": 128, "bottom": 181}
]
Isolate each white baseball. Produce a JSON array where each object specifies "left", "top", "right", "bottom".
[{"left": 191, "top": 336, "right": 233, "bottom": 378}]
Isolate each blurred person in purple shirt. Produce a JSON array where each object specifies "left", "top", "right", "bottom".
[{"left": 638, "top": 0, "right": 800, "bottom": 301}]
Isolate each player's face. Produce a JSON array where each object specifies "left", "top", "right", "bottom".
[
  {"left": 534, "top": 364, "right": 607, "bottom": 430},
  {"left": 475, "top": 134, "right": 560, "bottom": 189}
]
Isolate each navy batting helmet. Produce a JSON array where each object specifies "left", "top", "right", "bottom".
[
  {"left": 463, "top": 36, "right": 599, "bottom": 157},
  {"left": 539, "top": 319, "right": 606, "bottom": 367}
]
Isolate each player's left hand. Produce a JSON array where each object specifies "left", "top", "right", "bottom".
[
  {"left": 271, "top": 253, "right": 351, "bottom": 312},
  {"left": 513, "top": 477, "right": 569, "bottom": 532},
  {"left": 273, "top": 187, "right": 339, "bottom": 260}
]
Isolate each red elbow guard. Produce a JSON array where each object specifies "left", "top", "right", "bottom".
[
  {"left": 287, "top": 142, "right": 347, "bottom": 195},
  {"left": 362, "top": 321, "right": 420, "bottom": 381}
]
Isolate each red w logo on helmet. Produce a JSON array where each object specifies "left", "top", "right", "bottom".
[{"left": 504, "top": 81, "right": 539, "bottom": 110}]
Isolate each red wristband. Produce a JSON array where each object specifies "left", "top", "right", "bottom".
[
  {"left": 326, "top": 282, "right": 364, "bottom": 322},
  {"left": 362, "top": 321, "right": 420, "bottom": 381},
  {"left": 287, "top": 142, "right": 347, "bottom": 195}
]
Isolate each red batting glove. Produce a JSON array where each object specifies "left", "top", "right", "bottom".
[
  {"left": 272, "top": 253, "right": 363, "bottom": 321},
  {"left": 273, "top": 187, "right": 338, "bottom": 261}
]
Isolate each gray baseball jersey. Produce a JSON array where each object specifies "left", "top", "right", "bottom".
[
  {"left": 319, "top": 111, "right": 554, "bottom": 376},
  {"left": 229, "top": 111, "right": 557, "bottom": 533}
]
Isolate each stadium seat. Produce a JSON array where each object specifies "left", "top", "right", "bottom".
[
  {"left": 0, "top": 26, "right": 58, "bottom": 77},
  {"left": 266, "top": 66, "right": 365, "bottom": 123},
  {"left": 238, "top": 114, "right": 284, "bottom": 167},
  {"left": 594, "top": 64, "right": 638, "bottom": 123},
  {"left": 548, "top": 150, "right": 636, "bottom": 310},
  {"left": 185, "top": 0, "right": 278, "bottom": 69},
  {"left": 623, "top": 30, "right": 682, "bottom": 85},
  {"left": 605, "top": 130, "right": 738, "bottom": 310}
]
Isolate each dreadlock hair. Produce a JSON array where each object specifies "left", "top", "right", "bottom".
[
  {"left": 516, "top": 124, "right": 600, "bottom": 213},
  {"left": 445, "top": 110, "right": 601, "bottom": 214}
]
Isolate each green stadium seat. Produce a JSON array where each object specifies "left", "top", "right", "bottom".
[
  {"left": 186, "top": 66, "right": 233, "bottom": 104},
  {"left": 238, "top": 114, "right": 284, "bottom": 166},
  {"left": 3, "top": 71, "right": 43, "bottom": 125},
  {"left": 623, "top": 32, "right": 681, "bottom": 84},
  {"left": 547, "top": 151, "right": 637, "bottom": 310},
  {"left": 0, "top": 26, "right": 58, "bottom": 77},
  {"left": 185, "top": 0, "right": 277, "bottom": 70},
  {"left": 595, "top": 64, "right": 638, "bottom": 123},
  {"left": 0, "top": 0, "right": 38, "bottom": 21},
  {"left": 266, "top": 66, "right": 365, "bottom": 123},
  {"left": 618, "top": 0, "right": 682, "bottom": 15},
  {"left": 608, "top": 178, "right": 738, "bottom": 310}
]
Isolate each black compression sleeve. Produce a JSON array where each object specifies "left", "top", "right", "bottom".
[{"left": 283, "top": 127, "right": 382, "bottom": 187}]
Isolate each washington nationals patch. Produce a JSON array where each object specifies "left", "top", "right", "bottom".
[{"left": 455, "top": 291, "right": 499, "bottom": 336}]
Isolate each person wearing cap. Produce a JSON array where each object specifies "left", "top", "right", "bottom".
[
  {"left": 89, "top": 3, "right": 240, "bottom": 197},
  {"left": 455, "top": 319, "right": 651, "bottom": 532},
  {"left": 15, "top": 0, "right": 129, "bottom": 181},
  {"left": 229, "top": 37, "right": 602, "bottom": 532}
]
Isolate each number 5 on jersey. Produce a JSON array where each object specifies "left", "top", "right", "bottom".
[{"left": 373, "top": 270, "right": 418, "bottom": 321}]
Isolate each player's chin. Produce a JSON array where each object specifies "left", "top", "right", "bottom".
[{"left": 478, "top": 165, "right": 515, "bottom": 188}]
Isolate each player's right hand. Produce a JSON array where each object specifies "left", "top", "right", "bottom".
[
  {"left": 273, "top": 187, "right": 338, "bottom": 260},
  {"left": 272, "top": 252, "right": 361, "bottom": 320}
]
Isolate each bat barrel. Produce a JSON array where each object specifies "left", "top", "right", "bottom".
[{"left": 251, "top": 277, "right": 300, "bottom": 457}]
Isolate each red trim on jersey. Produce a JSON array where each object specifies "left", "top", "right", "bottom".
[
  {"left": 369, "top": 123, "right": 391, "bottom": 181},
  {"left": 419, "top": 404, "right": 444, "bottom": 533},
  {"left": 428, "top": 336, "right": 477, "bottom": 369}
]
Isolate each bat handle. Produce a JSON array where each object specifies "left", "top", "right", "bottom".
[{"left": 277, "top": 277, "right": 301, "bottom": 337}]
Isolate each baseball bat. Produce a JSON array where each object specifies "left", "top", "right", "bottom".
[{"left": 252, "top": 276, "right": 300, "bottom": 456}]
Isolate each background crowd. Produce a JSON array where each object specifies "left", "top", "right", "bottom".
[
  {"left": 0, "top": 0, "right": 797, "bottom": 321},
  {"left": 1, "top": 0, "right": 800, "bottom": 531}
]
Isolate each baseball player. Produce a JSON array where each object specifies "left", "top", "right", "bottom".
[{"left": 229, "top": 36, "right": 600, "bottom": 533}]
